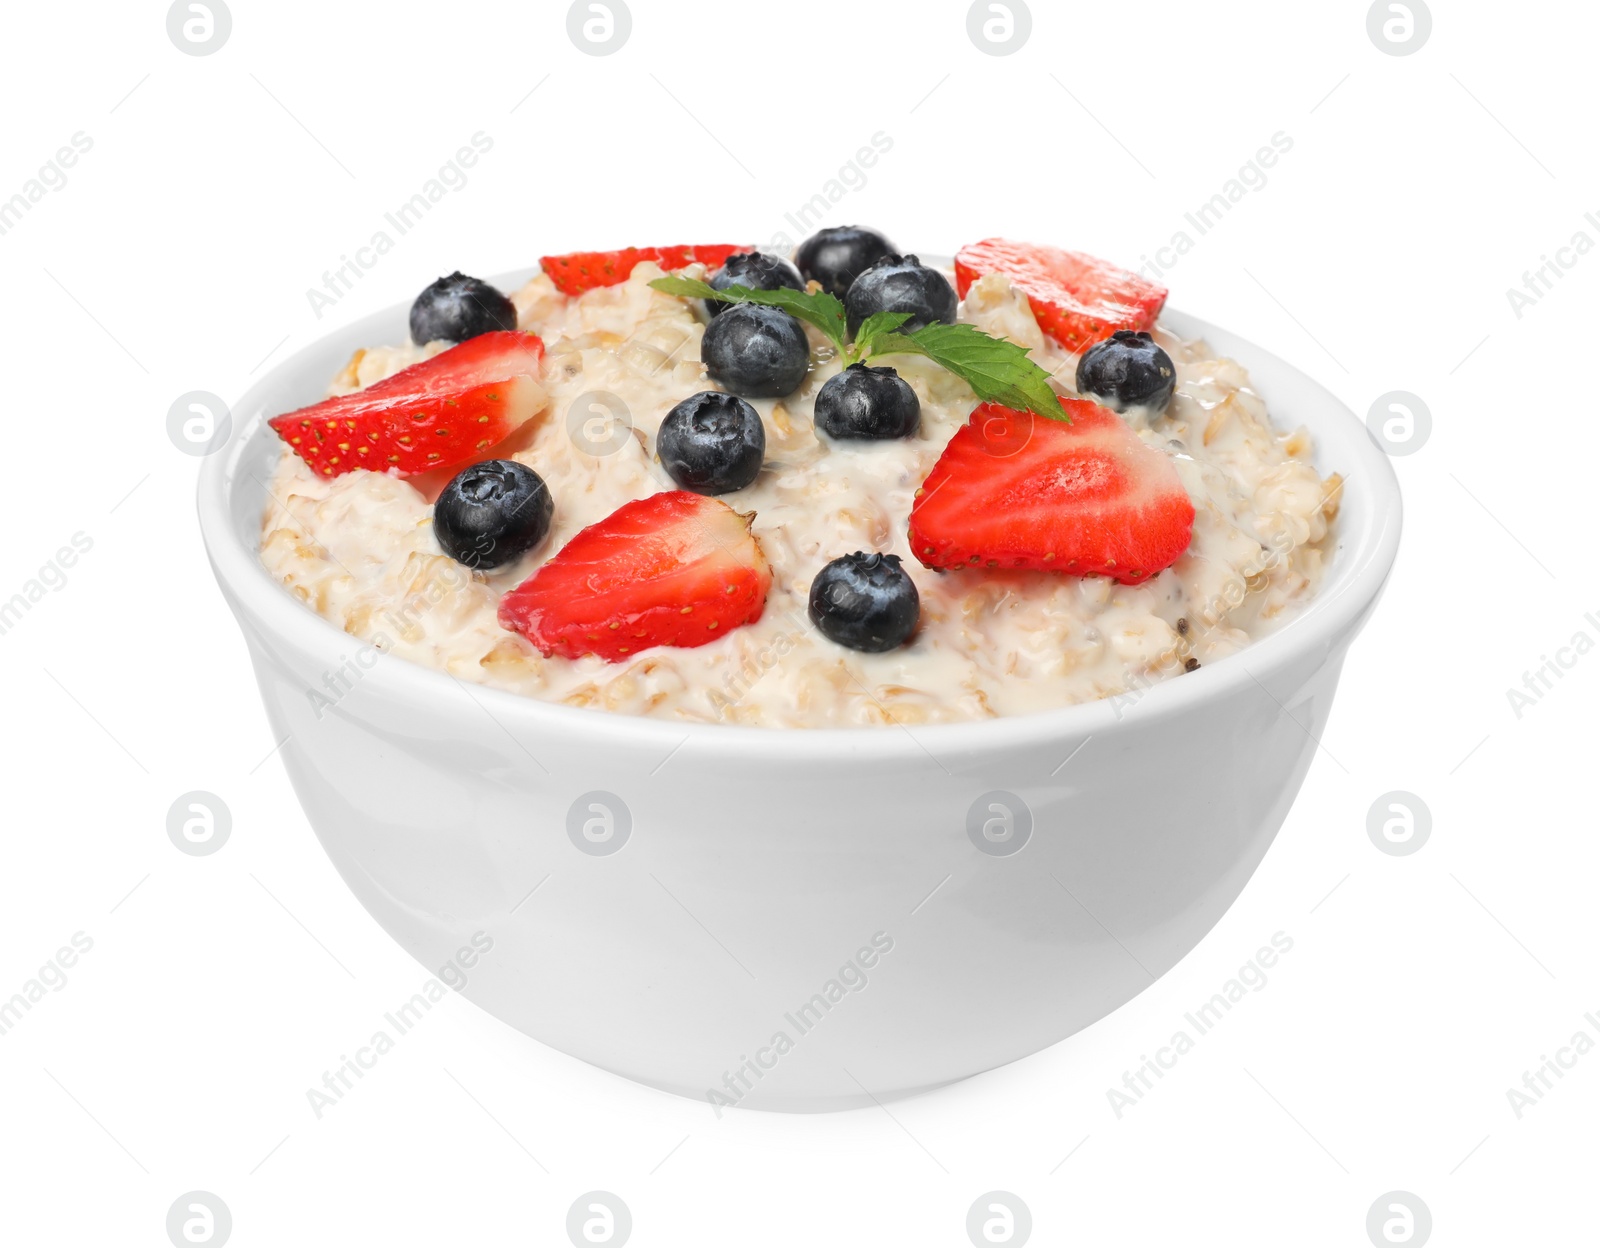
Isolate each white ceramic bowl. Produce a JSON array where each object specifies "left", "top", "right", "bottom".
[{"left": 199, "top": 268, "right": 1401, "bottom": 1111}]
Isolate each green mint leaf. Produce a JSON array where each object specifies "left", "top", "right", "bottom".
[
  {"left": 647, "top": 274, "right": 721, "bottom": 300},
  {"left": 651, "top": 277, "right": 1064, "bottom": 423},
  {"left": 866, "top": 322, "right": 1067, "bottom": 424},
  {"left": 848, "top": 310, "right": 912, "bottom": 361},
  {"left": 649, "top": 275, "right": 847, "bottom": 352}
]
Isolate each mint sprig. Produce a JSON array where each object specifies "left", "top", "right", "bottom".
[
  {"left": 850, "top": 310, "right": 912, "bottom": 359},
  {"left": 649, "top": 272, "right": 1067, "bottom": 424},
  {"left": 648, "top": 275, "right": 847, "bottom": 350},
  {"left": 860, "top": 323, "right": 1065, "bottom": 424}
]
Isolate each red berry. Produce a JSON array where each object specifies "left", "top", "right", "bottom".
[
  {"left": 539, "top": 245, "right": 752, "bottom": 296},
  {"left": 953, "top": 239, "right": 1167, "bottom": 354},
  {"left": 269, "top": 331, "right": 546, "bottom": 479},
  {"left": 908, "top": 398, "right": 1194, "bottom": 585},
  {"left": 498, "top": 491, "right": 772, "bottom": 661}
]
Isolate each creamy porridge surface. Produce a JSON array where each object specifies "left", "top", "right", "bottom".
[{"left": 259, "top": 261, "right": 1340, "bottom": 727}]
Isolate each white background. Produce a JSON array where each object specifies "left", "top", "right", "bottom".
[{"left": 2, "top": 0, "right": 1595, "bottom": 1244}]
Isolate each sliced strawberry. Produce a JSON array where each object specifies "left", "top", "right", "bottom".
[
  {"left": 539, "top": 245, "right": 751, "bottom": 296},
  {"left": 908, "top": 398, "right": 1194, "bottom": 585},
  {"left": 499, "top": 491, "right": 772, "bottom": 661},
  {"left": 362, "top": 329, "right": 543, "bottom": 397},
  {"left": 954, "top": 239, "right": 1168, "bottom": 355},
  {"left": 269, "top": 331, "right": 545, "bottom": 479}
]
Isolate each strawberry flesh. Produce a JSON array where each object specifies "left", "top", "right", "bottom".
[
  {"left": 498, "top": 491, "right": 772, "bottom": 661},
  {"left": 954, "top": 239, "right": 1167, "bottom": 354},
  {"left": 269, "top": 331, "right": 545, "bottom": 479},
  {"left": 908, "top": 398, "right": 1194, "bottom": 585},
  {"left": 361, "top": 329, "right": 543, "bottom": 397},
  {"left": 540, "top": 245, "right": 751, "bottom": 296}
]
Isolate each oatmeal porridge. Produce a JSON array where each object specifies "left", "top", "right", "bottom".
[{"left": 259, "top": 235, "right": 1339, "bottom": 727}]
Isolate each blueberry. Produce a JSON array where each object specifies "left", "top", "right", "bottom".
[
  {"left": 701, "top": 303, "right": 810, "bottom": 398},
  {"left": 843, "top": 254, "right": 958, "bottom": 335},
  {"left": 814, "top": 363, "right": 920, "bottom": 441},
  {"left": 433, "top": 459, "right": 553, "bottom": 569},
  {"left": 808, "top": 552, "right": 920, "bottom": 652},
  {"left": 657, "top": 391, "right": 765, "bottom": 495},
  {"left": 409, "top": 272, "right": 518, "bottom": 345},
  {"left": 1075, "top": 330, "right": 1176, "bottom": 412},
  {"left": 794, "top": 226, "right": 896, "bottom": 299},
  {"left": 706, "top": 252, "right": 804, "bottom": 317}
]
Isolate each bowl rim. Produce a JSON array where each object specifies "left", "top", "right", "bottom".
[{"left": 197, "top": 264, "right": 1403, "bottom": 759}]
